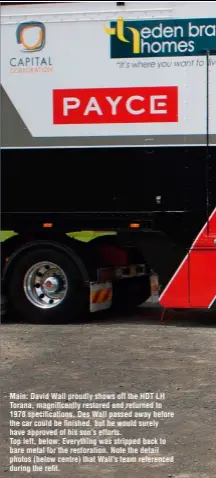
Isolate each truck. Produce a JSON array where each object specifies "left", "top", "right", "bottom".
[{"left": 1, "top": 1, "right": 216, "bottom": 322}]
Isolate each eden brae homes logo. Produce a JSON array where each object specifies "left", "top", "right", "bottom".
[
  {"left": 104, "top": 17, "right": 216, "bottom": 58},
  {"left": 9, "top": 21, "right": 53, "bottom": 74}
]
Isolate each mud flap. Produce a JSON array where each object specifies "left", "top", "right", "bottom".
[
  {"left": 90, "top": 282, "right": 113, "bottom": 312},
  {"left": 145, "top": 272, "right": 160, "bottom": 304}
]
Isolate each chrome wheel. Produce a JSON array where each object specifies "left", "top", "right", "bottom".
[{"left": 23, "top": 261, "right": 68, "bottom": 309}]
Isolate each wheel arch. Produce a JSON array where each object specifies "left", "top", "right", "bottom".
[{"left": 2, "top": 239, "right": 90, "bottom": 294}]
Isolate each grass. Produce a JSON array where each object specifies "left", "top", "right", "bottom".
[{"left": 0, "top": 230, "right": 115, "bottom": 243}]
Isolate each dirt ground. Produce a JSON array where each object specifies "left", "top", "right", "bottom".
[{"left": 1, "top": 306, "right": 216, "bottom": 478}]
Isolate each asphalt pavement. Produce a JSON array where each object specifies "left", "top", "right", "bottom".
[{"left": 1, "top": 306, "right": 216, "bottom": 478}]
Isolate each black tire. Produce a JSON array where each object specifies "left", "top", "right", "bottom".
[
  {"left": 112, "top": 276, "right": 151, "bottom": 313},
  {"left": 7, "top": 248, "right": 88, "bottom": 323}
]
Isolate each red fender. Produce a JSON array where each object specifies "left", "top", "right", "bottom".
[{"left": 160, "top": 208, "right": 216, "bottom": 309}]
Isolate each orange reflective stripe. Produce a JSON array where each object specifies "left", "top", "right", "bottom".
[{"left": 91, "top": 288, "right": 112, "bottom": 304}]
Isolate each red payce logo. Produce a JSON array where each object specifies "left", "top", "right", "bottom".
[{"left": 53, "top": 86, "right": 178, "bottom": 124}]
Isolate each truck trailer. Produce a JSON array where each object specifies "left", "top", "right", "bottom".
[{"left": 1, "top": 1, "right": 216, "bottom": 321}]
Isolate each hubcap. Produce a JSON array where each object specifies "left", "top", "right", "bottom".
[{"left": 23, "top": 261, "right": 68, "bottom": 309}]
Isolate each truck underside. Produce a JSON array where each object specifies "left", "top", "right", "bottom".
[{"left": 1, "top": 146, "right": 216, "bottom": 319}]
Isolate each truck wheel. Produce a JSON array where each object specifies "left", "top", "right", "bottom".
[
  {"left": 112, "top": 276, "right": 151, "bottom": 313},
  {"left": 7, "top": 248, "right": 87, "bottom": 323}
]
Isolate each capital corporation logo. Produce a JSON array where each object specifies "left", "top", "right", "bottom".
[
  {"left": 16, "top": 21, "right": 46, "bottom": 52},
  {"left": 9, "top": 20, "right": 52, "bottom": 74}
]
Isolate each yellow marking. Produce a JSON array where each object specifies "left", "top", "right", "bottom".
[
  {"left": 91, "top": 288, "right": 112, "bottom": 304},
  {"left": 104, "top": 18, "right": 141, "bottom": 54}
]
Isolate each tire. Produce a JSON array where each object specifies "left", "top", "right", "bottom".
[
  {"left": 7, "top": 247, "right": 88, "bottom": 323},
  {"left": 112, "top": 276, "right": 151, "bottom": 313}
]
